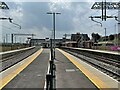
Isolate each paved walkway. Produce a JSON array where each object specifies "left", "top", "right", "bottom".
[
  {"left": 55, "top": 49, "right": 98, "bottom": 89},
  {"left": 3, "top": 49, "right": 49, "bottom": 89}
]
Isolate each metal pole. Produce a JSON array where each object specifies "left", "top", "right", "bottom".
[
  {"left": 3, "top": 36, "right": 5, "bottom": 43},
  {"left": 105, "top": 28, "right": 106, "bottom": 50},
  {"left": 114, "top": 24, "right": 116, "bottom": 45},
  {"left": 11, "top": 34, "right": 14, "bottom": 44},
  {"left": 6, "top": 34, "right": 8, "bottom": 43},
  {"left": 53, "top": 13, "right": 55, "bottom": 60},
  {"left": 102, "top": 1, "right": 104, "bottom": 21},
  {"left": 47, "top": 12, "right": 60, "bottom": 89},
  {"left": 104, "top": 0, "right": 107, "bottom": 21},
  {"left": 11, "top": 34, "right": 14, "bottom": 50},
  {"left": 105, "top": 28, "right": 106, "bottom": 41},
  {"left": 118, "top": 23, "right": 120, "bottom": 46},
  {"left": 51, "top": 39, "right": 53, "bottom": 61},
  {"left": 50, "top": 39, "right": 54, "bottom": 89},
  {"left": 15, "top": 36, "right": 16, "bottom": 43},
  {"left": 47, "top": 12, "right": 60, "bottom": 59}
]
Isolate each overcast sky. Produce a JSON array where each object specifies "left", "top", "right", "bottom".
[{"left": 0, "top": 0, "right": 119, "bottom": 43}]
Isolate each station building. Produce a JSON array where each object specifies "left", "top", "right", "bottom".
[{"left": 29, "top": 38, "right": 70, "bottom": 48}]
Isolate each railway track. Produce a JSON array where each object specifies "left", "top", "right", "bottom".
[
  {"left": 61, "top": 48, "right": 120, "bottom": 82},
  {"left": 0, "top": 47, "right": 40, "bottom": 72}
]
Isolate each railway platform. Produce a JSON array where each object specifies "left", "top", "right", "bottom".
[
  {"left": 55, "top": 49, "right": 98, "bottom": 89},
  {"left": 57, "top": 48, "right": 119, "bottom": 89},
  {"left": 1, "top": 49, "right": 49, "bottom": 89},
  {"left": 0, "top": 48, "right": 119, "bottom": 89}
]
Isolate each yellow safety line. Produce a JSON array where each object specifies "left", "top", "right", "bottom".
[
  {"left": 0, "top": 48, "right": 43, "bottom": 89},
  {"left": 57, "top": 48, "right": 109, "bottom": 90}
]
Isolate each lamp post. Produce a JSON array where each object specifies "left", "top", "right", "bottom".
[
  {"left": 47, "top": 12, "right": 61, "bottom": 60},
  {"left": 47, "top": 12, "right": 61, "bottom": 89}
]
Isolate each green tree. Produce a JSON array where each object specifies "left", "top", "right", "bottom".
[
  {"left": 109, "top": 35, "right": 114, "bottom": 40},
  {"left": 91, "top": 33, "right": 101, "bottom": 42}
]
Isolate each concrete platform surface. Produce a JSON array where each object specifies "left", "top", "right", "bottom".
[
  {"left": 55, "top": 49, "right": 98, "bottom": 89},
  {"left": 57, "top": 48, "right": 119, "bottom": 90},
  {"left": 3, "top": 49, "right": 49, "bottom": 89},
  {"left": 2, "top": 48, "right": 117, "bottom": 89}
]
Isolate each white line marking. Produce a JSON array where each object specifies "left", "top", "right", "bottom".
[
  {"left": 44, "top": 50, "right": 51, "bottom": 89},
  {"left": 0, "top": 46, "right": 35, "bottom": 55}
]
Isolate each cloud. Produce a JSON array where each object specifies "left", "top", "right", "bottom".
[
  {"left": 1, "top": 1, "right": 119, "bottom": 43},
  {"left": 2, "top": 0, "right": 120, "bottom": 2},
  {"left": 21, "top": 26, "right": 52, "bottom": 39},
  {"left": 49, "top": 0, "right": 72, "bottom": 11}
]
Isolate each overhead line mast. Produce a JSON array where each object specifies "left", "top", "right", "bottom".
[{"left": 90, "top": 0, "right": 120, "bottom": 22}]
